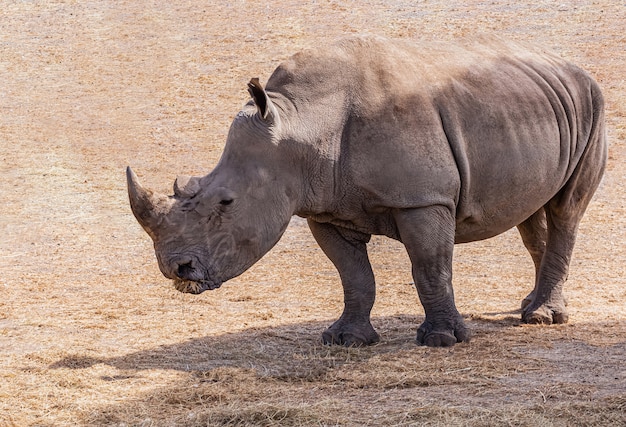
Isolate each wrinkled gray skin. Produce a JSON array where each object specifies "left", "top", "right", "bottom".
[{"left": 127, "top": 36, "right": 607, "bottom": 347}]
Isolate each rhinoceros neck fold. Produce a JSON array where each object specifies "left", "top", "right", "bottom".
[{"left": 270, "top": 110, "right": 345, "bottom": 219}]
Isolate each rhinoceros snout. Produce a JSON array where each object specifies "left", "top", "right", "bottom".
[
  {"left": 162, "top": 256, "right": 197, "bottom": 281},
  {"left": 176, "top": 260, "right": 195, "bottom": 280},
  {"left": 167, "top": 257, "right": 222, "bottom": 293}
]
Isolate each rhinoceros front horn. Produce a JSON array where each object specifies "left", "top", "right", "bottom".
[{"left": 126, "top": 166, "right": 171, "bottom": 234}]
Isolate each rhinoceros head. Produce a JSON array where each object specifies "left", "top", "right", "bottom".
[{"left": 127, "top": 79, "right": 297, "bottom": 294}]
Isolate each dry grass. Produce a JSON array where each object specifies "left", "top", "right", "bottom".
[
  {"left": 41, "top": 317, "right": 626, "bottom": 426},
  {"left": 1, "top": 1, "right": 624, "bottom": 426}
]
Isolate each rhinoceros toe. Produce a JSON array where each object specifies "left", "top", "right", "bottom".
[
  {"left": 416, "top": 317, "right": 471, "bottom": 347},
  {"left": 321, "top": 321, "right": 380, "bottom": 347},
  {"left": 522, "top": 304, "right": 569, "bottom": 325}
]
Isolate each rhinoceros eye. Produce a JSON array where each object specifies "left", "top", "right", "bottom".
[
  {"left": 219, "top": 199, "right": 233, "bottom": 206},
  {"left": 180, "top": 199, "right": 196, "bottom": 212}
]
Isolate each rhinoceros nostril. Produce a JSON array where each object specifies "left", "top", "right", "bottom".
[{"left": 177, "top": 261, "right": 194, "bottom": 279}]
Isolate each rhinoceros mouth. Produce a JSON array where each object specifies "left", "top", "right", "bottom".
[{"left": 173, "top": 279, "right": 222, "bottom": 294}]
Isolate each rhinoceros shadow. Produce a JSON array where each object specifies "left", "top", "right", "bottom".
[{"left": 49, "top": 314, "right": 520, "bottom": 376}]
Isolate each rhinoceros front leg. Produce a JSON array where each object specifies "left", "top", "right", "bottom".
[
  {"left": 393, "top": 206, "right": 470, "bottom": 347},
  {"left": 307, "top": 219, "right": 380, "bottom": 346}
]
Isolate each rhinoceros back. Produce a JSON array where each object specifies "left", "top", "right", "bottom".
[{"left": 265, "top": 36, "right": 606, "bottom": 241}]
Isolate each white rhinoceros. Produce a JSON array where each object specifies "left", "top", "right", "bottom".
[{"left": 127, "top": 36, "right": 607, "bottom": 347}]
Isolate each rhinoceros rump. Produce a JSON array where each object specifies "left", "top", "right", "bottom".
[{"left": 127, "top": 36, "right": 607, "bottom": 347}]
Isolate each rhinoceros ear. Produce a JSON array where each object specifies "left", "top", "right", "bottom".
[{"left": 247, "top": 78, "right": 275, "bottom": 122}]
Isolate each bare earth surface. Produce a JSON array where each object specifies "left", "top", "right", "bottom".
[{"left": 1, "top": 1, "right": 625, "bottom": 426}]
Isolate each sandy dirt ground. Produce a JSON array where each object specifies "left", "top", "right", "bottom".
[{"left": 0, "top": 1, "right": 625, "bottom": 426}]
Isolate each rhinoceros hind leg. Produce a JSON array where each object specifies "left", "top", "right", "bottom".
[
  {"left": 520, "top": 203, "right": 580, "bottom": 325},
  {"left": 517, "top": 209, "right": 547, "bottom": 310},
  {"left": 521, "top": 294, "right": 534, "bottom": 310},
  {"left": 521, "top": 290, "right": 568, "bottom": 311},
  {"left": 522, "top": 103, "right": 606, "bottom": 325}
]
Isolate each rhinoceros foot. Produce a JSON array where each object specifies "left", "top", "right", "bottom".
[
  {"left": 521, "top": 294, "right": 534, "bottom": 310},
  {"left": 322, "top": 319, "right": 380, "bottom": 347},
  {"left": 522, "top": 303, "right": 569, "bottom": 325},
  {"left": 521, "top": 292, "right": 568, "bottom": 311},
  {"left": 416, "top": 315, "right": 471, "bottom": 347}
]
